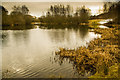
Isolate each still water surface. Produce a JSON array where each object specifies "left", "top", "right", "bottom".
[{"left": 2, "top": 25, "right": 100, "bottom": 78}]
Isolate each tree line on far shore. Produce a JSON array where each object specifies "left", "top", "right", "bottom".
[
  {"left": 1, "top": 4, "right": 91, "bottom": 28},
  {"left": 96, "top": 1, "right": 120, "bottom": 24},
  {"left": 1, "top": 5, "right": 34, "bottom": 26},
  {"left": 1, "top": 1, "right": 120, "bottom": 28},
  {"left": 39, "top": 5, "right": 91, "bottom": 25}
]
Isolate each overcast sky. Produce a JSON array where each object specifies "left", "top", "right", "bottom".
[
  {"left": 2, "top": 2, "right": 104, "bottom": 17},
  {"left": 2, "top": 0, "right": 120, "bottom": 17}
]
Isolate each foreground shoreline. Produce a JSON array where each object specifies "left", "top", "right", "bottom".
[{"left": 55, "top": 26, "right": 120, "bottom": 78}]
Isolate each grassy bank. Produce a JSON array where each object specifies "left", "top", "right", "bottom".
[{"left": 55, "top": 26, "right": 120, "bottom": 78}]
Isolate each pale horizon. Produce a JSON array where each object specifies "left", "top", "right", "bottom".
[{"left": 2, "top": 2, "right": 104, "bottom": 17}]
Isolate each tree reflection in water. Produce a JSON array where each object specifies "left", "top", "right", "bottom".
[{"left": 50, "top": 25, "right": 96, "bottom": 77}]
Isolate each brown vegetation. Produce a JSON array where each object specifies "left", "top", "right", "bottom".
[{"left": 55, "top": 27, "right": 120, "bottom": 77}]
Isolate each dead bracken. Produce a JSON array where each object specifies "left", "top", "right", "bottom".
[{"left": 55, "top": 27, "right": 120, "bottom": 78}]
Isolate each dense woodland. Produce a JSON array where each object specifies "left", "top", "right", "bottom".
[
  {"left": 1, "top": 1, "right": 120, "bottom": 28},
  {"left": 39, "top": 5, "right": 90, "bottom": 25},
  {"left": 1, "top": 5, "right": 33, "bottom": 26},
  {"left": 93, "top": 2, "right": 120, "bottom": 24}
]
